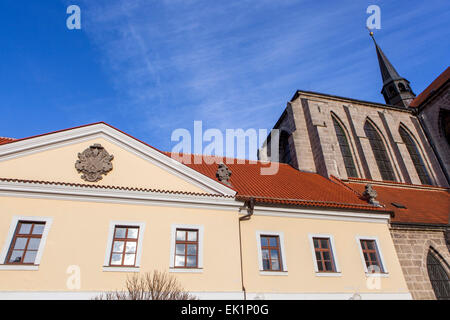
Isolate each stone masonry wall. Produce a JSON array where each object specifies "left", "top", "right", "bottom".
[
  {"left": 390, "top": 226, "right": 450, "bottom": 300},
  {"left": 287, "top": 92, "right": 449, "bottom": 187},
  {"left": 419, "top": 84, "right": 450, "bottom": 180}
]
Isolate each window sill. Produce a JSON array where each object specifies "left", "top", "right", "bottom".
[
  {"left": 315, "top": 272, "right": 342, "bottom": 277},
  {"left": 102, "top": 266, "right": 140, "bottom": 272},
  {"left": 0, "top": 265, "right": 39, "bottom": 271},
  {"left": 365, "top": 272, "right": 389, "bottom": 278},
  {"left": 259, "top": 271, "right": 288, "bottom": 276},
  {"left": 169, "top": 268, "right": 203, "bottom": 273}
]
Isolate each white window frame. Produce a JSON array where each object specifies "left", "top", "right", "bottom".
[
  {"left": 256, "top": 231, "right": 288, "bottom": 275},
  {"left": 103, "top": 221, "right": 146, "bottom": 272},
  {"left": 308, "top": 233, "right": 341, "bottom": 276},
  {"left": 355, "top": 236, "right": 389, "bottom": 276},
  {"left": 0, "top": 216, "right": 53, "bottom": 270},
  {"left": 169, "top": 224, "right": 204, "bottom": 273}
]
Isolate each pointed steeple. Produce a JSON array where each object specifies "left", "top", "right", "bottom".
[{"left": 369, "top": 31, "right": 416, "bottom": 108}]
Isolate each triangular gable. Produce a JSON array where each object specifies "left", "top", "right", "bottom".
[{"left": 0, "top": 123, "right": 235, "bottom": 196}]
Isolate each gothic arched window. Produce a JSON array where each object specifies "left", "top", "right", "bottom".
[
  {"left": 364, "top": 121, "right": 396, "bottom": 181},
  {"left": 332, "top": 117, "right": 358, "bottom": 177},
  {"left": 439, "top": 109, "right": 450, "bottom": 147},
  {"left": 279, "top": 131, "right": 291, "bottom": 164},
  {"left": 427, "top": 249, "right": 450, "bottom": 300},
  {"left": 399, "top": 126, "right": 432, "bottom": 185}
]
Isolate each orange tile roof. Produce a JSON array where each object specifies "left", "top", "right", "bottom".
[
  {"left": 343, "top": 179, "right": 449, "bottom": 225},
  {"left": 166, "top": 153, "right": 389, "bottom": 212},
  {"left": 410, "top": 66, "right": 450, "bottom": 108},
  {"left": 0, "top": 137, "right": 15, "bottom": 145},
  {"left": 0, "top": 123, "right": 389, "bottom": 212}
]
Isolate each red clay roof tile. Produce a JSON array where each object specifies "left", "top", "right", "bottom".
[
  {"left": 343, "top": 179, "right": 449, "bottom": 225},
  {"left": 410, "top": 66, "right": 450, "bottom": 108},
  {"left": 166, "top": 153, "right": 389, "bottom": 212}
]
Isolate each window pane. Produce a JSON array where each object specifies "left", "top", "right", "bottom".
[
  {"left": 270, "top": 250, "right": 279, "bottom": 260},
  {"left": 123, "top": 254, "right": 135, "bottom": 266},
  {"left": 187, "top": 244, "right": 197, "bottom": 255},
  {"left": 176, "top": 244, "right": 185, "bottom": 255},
  {"left": 366, "top": 240, "right": 375, "bottom": 250},
  {"left": 23, "top": 251, "right": 37, "bottom": 264},
  {"left": 187, "top": 231, "right": 197, "bottom": 242},
  {"left": 268, "top": 237, "right": 277, "bottom": 247},
  {"left": 315, "top": 251, "right": 321, "bottom": 261},
  {"left": 125, "top": 242, "right": 137, "bottom": 253},
  {"left": 27, "top": 238, "right": 41, "bottom": 250},
  {"left": 260, "top": 237, "right": 268, "bottom": 246},
  {"left": 363, "top": 252, "right": 369, "bottom": 262},
  {"left": 322, "top": 251, "right": 330, "bottom": 261},
  {"left": 32, "top": 224, "right": 45, "bottom": 235},
  {"left": 115, "top": 228, "right": 126, "bottom": 238},
  {"left": 127, "top": 228, "right": 138, "bottom": 239},
  {"left": 313, "top": 238, "right": 319, "bottom": 248},
  {"left": 176, "top": 230, "right": 186, "bottom": 241},
  {"left": 262, "top": 249, "right": 269, "bottom": 260},
  {"left": 325, "top": 261, "right": 334, "bottom": 271},
  {"left": 9, "top": 250, "right": 23, "bottom": 263},
  {"left": 186, "top": 256, "right": 197, "bottom": 267},
  {"left": 320, "top": 239, "right": 329, "bottom": 249},
  {"left": 370, "top": 253, "right": 378, "bottom": 263},
  {"left": 19, "top": 223, "right": 32, "bottom": 234},
  {"left": 13, "top": 237, "right": 28, "bottom": 250},
  {"left": 317, "top": 261, "right": 324, "bottom": 272},
  {"left": 271, "top": 259, "right": 280, "bottom": 271},
  {"left": 110, "top": 253, "right": 122, "bottom": 265},
  {"left": 113, "top": 241, "right": 124, "bottom": 253},
  {"left": 262, "top": 259, "right": 270, "bottom": 270},
  {"left": 175, "top": 255, "right": 185, "bottom": 267}
]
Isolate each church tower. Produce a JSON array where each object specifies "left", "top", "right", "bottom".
[{"left": 371, "top": 32, "right": 416, "bottom": 108}]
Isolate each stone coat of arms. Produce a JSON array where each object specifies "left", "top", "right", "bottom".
[{"left": 75, "top": 144, "right": 114, "bottom": 182}]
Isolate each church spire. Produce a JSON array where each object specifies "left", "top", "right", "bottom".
[{"left": 369, "top": 31, "right": 416, "bottom": 108}]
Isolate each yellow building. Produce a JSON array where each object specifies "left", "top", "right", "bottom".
[{"left": 0, "top": 123, "right": 411, "bottom": 299}]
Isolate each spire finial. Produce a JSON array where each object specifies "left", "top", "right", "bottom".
[{"left": 366, "top": 26, "right": 375, "bottom": 39}]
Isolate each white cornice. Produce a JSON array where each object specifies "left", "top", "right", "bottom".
[
  {"left": 251, "top": 206, "right": 391, "bottom": 224},
  {"left": 0, "top": 123, "right": 236, "bottom": 196},
  {"left": 0, "top": 179, "right": 391, "bottom": 223},
  {"left": 0, "top": 179, "right": 240, "bottom": 211}
]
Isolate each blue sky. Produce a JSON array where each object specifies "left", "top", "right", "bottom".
[{"left": 0, "top": 0, "right": 449, "bottom": 158}]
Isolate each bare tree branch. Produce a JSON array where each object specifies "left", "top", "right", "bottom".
[{"left": 93, "top": 270, "right": 197, "bottom": 300}]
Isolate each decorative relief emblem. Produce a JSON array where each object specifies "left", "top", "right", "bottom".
[
  {"left": 216, "top": 163, "right": 232, "bottom": 186},
  {"left": 75, "top": 144, "right": 114, "bottom": 182}
]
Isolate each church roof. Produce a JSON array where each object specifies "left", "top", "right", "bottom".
[
  {"left": 342, "top": 178, "right": 450, "bottom": 226},
  {"left": 409, "top": 66, "right": 450, "bottom": 108}
]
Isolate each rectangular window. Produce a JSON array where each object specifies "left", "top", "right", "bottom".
[
  {"left": 6, "top": 221, "right": 45, "bottom": 265},
  {"left": 313, "top": 237, "right": 336, "bottom": 272},
  {"left": 109, "top": 226, "right": 139, "bottom": 267},
  {"left": 360, "top": 239, "right": 384, "bottom": 273},
  {"left": 260, "top": 235, "right": 282, "bottom": 271},
  {"left": 174, "top": 229, "right": 198, "bottom": 268}
]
